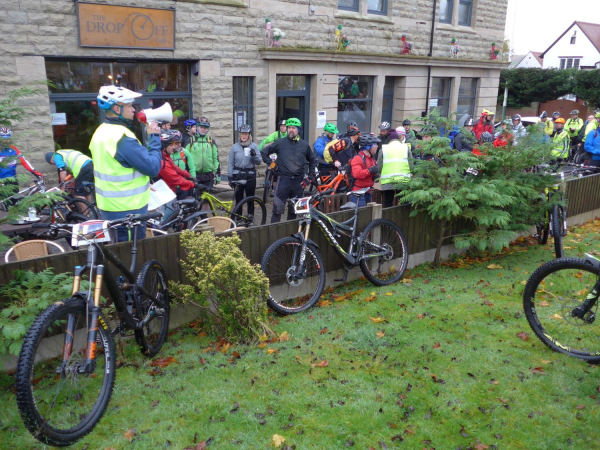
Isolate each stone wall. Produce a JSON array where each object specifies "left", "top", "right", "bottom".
[{"left": 1, "top": 0, "right": 507, "bottom": 178}]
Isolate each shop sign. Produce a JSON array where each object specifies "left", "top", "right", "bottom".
[{"left": 77, "top": 3, "right": 175, "bottom": 50}]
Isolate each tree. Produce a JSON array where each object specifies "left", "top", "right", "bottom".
[
  {"left": 399, "top": 110, "right": 557, "bottom": 266},
  {"left": 573, "top": 70, "right": 600, "bottom": 109},
  {"left": 498, "top": 68, "right": 575, "bottom": 108}
]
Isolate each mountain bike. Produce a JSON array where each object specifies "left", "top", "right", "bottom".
[
  {"left": 15, "top": 212, "right": 170, "bottom": 446},
  {"left": 533, "top": 163, "right": 567, "bottom": 259},
  {"left": 262, "top": 159, "right": 278, "bottom": 203},
  {"left": 523, "top": 254, "right": 600, "bottom": 362},
  {"left": 0, "top": 177, "right": 47, "bottom": 212},
  {"left": 308, "top": 166, "right": 349, "bottom": 195},
  {"left": 261, "top": 187, "right": 408, "bottom": 314}
]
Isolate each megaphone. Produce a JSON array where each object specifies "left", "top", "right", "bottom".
[{"left": 137, "top": 103, "right": 173, "bottom": 124}]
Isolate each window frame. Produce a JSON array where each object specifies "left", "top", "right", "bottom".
[
  {"left": 338, "top": 0, "right": 360, "bottom": 12},
  {"left": 367, "top": 0, "right": 388, "bottom": 16},
  {"left": 457, "top": 78, "right": 478, "bottom": 118},
  {"left": 570, "top": 36, "right": 576, "bottom": 44},
  {"left": 429, "top": 77, "right": 452, "bottom": 118},
  {"left": 439, "top": 0, "right": 453, "bottom": 24},
  {"left": 458, "top": 0, "right": 473, "bottom": 26},
  {"left": 337, "top": 75, "right": 374, "bottom": 133},
  {"left": 232, "top": 77, "right": 254, "bottom": 143}
]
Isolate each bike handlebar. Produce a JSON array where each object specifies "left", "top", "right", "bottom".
[{"left": 31, "top": 211, "right": 164, "bottom": 232}]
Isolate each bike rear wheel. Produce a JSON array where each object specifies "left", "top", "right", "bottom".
[
  {"left": 134, "top": 261, "right": 170, "bottom": 357},
  {"left": 523, "top": 258, "right": 600, "bottom": 362},
  {"left": 261, "top": 237, "right": 325, "bottom": 315},
  {"left": 15, "top": 297, "right": 115, "bottom": 447},
  {"left": 536, "top": 220, "right": 549, "bottom": 245},
  {"left": 359, "top": 219, "right": 408, "bottom": 286},
  {"left": 551, "top": 204, "right": 565, "bottom": 258},
  {"left": 231, "top": 196, "right": 267, "bottom": 227},
  {"left": 67, "top": 198, "right": 98, "bottom": 220}
]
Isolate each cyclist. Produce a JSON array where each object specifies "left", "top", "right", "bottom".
[
  {"left": 376, "top": 128, "right": 412, "bottom": 207},
  {"left": 260, "top": 118, "right": 316, "bottom": 223},
  {"left": 259, "top": 119, "right": 287, "bottom": 151},
  {"left": 550, "top": 118, "right": 569, "bottom": 160},
  {"left": 228, "top": 124, "right": 262, "bottom": 218},
  {"left": 579, "top": 114, "right": 598, "bottom": 145},
  {"left": 377, "top": 121, "right": 392, "bottom": 145},
  {"left": 170, "top": 134, "right": 196, "bottom": 180},
  {"left": 158, "top": 120, "right": 171, "bottom": 131},
  {"left": 402, "top": 119, "right": 421, "bottom": 147},
  {"left": 190, "top": 116, "right": 221, "bottom": 189},
  {"left": 324, "top": 126, "right": 360, "bottom": 168},
  {"left": 539, "top": 111, "right": 553, "bottom": 136},
  {"left": 0, "top": 126, "right": 44, "bottom": 197},
  {"left": 473, "top": 131, "right": 494, "bottom": 156},
  {"left": 473, "top": 109, "right": 495, "bottom": 140},
  {"left": 158, "top": 130, "right": 195, "bottom": 200},
  {"left": 313, "top": 122, "right": 339, "bottom": 176},
  {"left": 453, "top": 117, "right": 476, "bottom": 152},
  {"left": 565, "top": 109, "right": 584, "bottom": 147},
  {"left": 584, "top": 123, "right": 600, "bottom": 167},
  {"left": 511, "top": 114, "right": 527, "bottom": 146},
  {"left": 181, "top": 118, "right": 197, "bottom": 149},
  {"left": 90, "top": 85, "right": 161, "bottom": 242},
  {"left": 45, "top": 150, "right": 94, "bottom": 202},
  {"left": 349, "top": 135, "right": 379, "bottom": 207}
]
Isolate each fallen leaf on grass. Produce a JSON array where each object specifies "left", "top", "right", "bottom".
[
  {"left": 258, "top": 343, "right": 268, "bottom": 349},
  {"left": 317, "top": 300, "right": 331, "bottom": 307},
  {"left": 531, "top": 367, "right": 545, "bottom": 375},
  {"left": 363, "top": 296, "right": 377, "bottom": 302},
  {"left": 123, "top": 428, "right": 137, "bottom": 442},
  {"left": 220, "top": 342, "right": 231, "bottom": 354},
  {"left": 539, "top": 301, "right": 550, "bottom": 307},
  {"left": 278, "top": 331, "right": 290, "bottom": 342},
  {"left": 482, "top": 300, "right": 494, "bottom": 307},
  {"left": 267, "top": 348, "right": 279, "bottom": 354},
  {"left": 432, "top": 342, "right": 441, "bottom": 349},
  {"left": 487, "top": 264, "right": 503, "bottom": 270},
  {"left": 149, "top": 357, "right": 178, "bottom": 368},
  {"left": 400, "top": 278, "right": 413, "bottom": 284},
  {"left": 272, "top": 434, "right": 286, "bottom": 447},
  {"left": 370, "top": 316, "right": 387, "bottom": 323},
  {"left": 516, "top": 332, "right": 530, "bottom": 341},
  {"left": 311, "top": 360, "right": 329, "bottom": 368},
  {"left": 416, "top": 314, "right": 425, "bottom": 319},
  {"left": 575, "top": 405, "right": 586, "bottom": 410},
  {"left": 319, "top": 327, "right": 328, "bottom": 335},
  {"left": 376, "top": 331, "right": 385, "bottom": 338}
]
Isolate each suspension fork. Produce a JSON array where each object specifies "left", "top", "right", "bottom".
[
  {"left": 572, "top": 281, "right": 600, "bottom": 320},
  {"left": 81, "top": 265, "right": 104, "bottom": 374},
  {"left": 291, "top": 220, "right": 311, "bottom": 277}
]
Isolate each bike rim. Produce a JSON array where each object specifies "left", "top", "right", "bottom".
[
  {"left": 264, "top": 242, "right": 322, "bottom": 310},
  {"left": 233, "top": 200, "right": 266, "bottom": 227},
  {"left": 28, "top": 307, "right": 111, "bottom": 433},
  {"left": 137, "top": 267, "right": 168, "bottom": 350},
  {"left": 361, "top": 223, "right": 406, "bottom": 281},
  {"left": 529, "top": 267, "right": 600, "bottom": 356}
]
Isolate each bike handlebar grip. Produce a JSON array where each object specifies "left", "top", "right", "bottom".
[
  {"left": 31, "top": 223, "right": 51, "bottom": 228},
  {"left": 133, "top": 211, "right": 164, "bottom": 222}
]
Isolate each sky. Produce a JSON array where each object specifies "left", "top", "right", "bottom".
[{"left": 505, "top": 0, "right": 600, "bottom": 55}]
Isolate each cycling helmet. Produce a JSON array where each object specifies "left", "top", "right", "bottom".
[
  {"left": 160, "top": 130, "right": 182, "bottom": 148},
  {"left": 196, "top": 116, "right": 210, "bottom": 127},
  {"left": 286, "top": 118, "right": 302, "bottom": 127},
  {"left": 323, "top": 123, "right": 339, "bottom": 134},
  {"left": 379, "top": 121, "right": 391, "bottom": 130},
  {"left": 402, "top": 119, "right": 411, "bottom": 126},
  {"left": 0, "top": 126, "right": 11, "bottom": 139},
  {"left": 570, "top": 109, "right": 579, "bottom": 115},
  {"left": 346, "top": 127, "right": 360, "bottom": 136},
  {"left": 481, "top": 109, "right": 495, "bottom": 116},
  {"left": 358, "top": 135, "right": 375, "bottom": 149},
  {"left": 596, "top": 112, "right": 600, "bottom": 119},
  {"left": 539, "top": 111, "right": 548, "bottom": 119},
  {"left": 480, "top": 131, "right": 493, "bottom": 143},
  {"left": 552, "top": 111, "right": 560, "bottom": 118},
  {"left": 347, "top": 121, "right": 358, "bottom": 130},
  {"left": 465, "top": 117, "right": 475, "bottom": 126},
  {"left": 420, "top": 124, "right": 438, "bottom": 136},
  {"left": 278, "top": 119, "right": 287, "bottom": 126},
  {"left": 502, "top": 119, "right": 512, "bottom": 126},
  {"left": 396, "top": 126, "right": 406, "bottom": 135},
  {"left": 512, "top": 114, "right": 522, "bottom": 121},
  {"left": 97, "top": 86, "right": 141, "bottom": 110},
  {"left": 183, "top": 119, "right": 197, "bottom": 130},
  {"left": 45, "top": 151, "right": 56, "bottom": 164},
  {"left": 555, "top": 118, "right": 566, "bottom": 124},
  {"left": 239, "top": 124, "right": 252, "bottom": 133}
]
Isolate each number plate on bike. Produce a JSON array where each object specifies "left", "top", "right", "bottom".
[
  {"left": 71, "top": 220, "right": 112, "bottom": 247},
  {"left": 294, "top": 197, "right": 311, "bottom": 214}
]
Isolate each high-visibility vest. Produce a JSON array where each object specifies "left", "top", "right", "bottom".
[
  {"left": 551, "top": 130, "right": 569, "bottom": 158},
  {"left": 565, "top": 118, "right": 583, "bottom": 138},
  {"left": 56, "top": 150, "right": 91, "bottom": 179},
  {"left": 380, "top": 141, "right": 411, "bottom": 185},
  {"left": 89, "top": 123, "right": 150, "bottom": 212}
]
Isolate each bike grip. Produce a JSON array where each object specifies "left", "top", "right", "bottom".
[
  {"left": 133, "top": 211, "right": 164, "bottom": 222},
  {"left": 31, "top": 223, "right": 51, "bottom": 228}
]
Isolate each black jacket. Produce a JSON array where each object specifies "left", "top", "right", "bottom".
[
  {"left": 453, "top": 131, "right": 475, "bottom": 152},
  {"left": 261, "top": 136, "right": 316, "bottom": 178}
]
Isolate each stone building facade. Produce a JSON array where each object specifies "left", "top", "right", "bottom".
[{"left": 2, "top": 0, "right": 508, "bottom": 177}]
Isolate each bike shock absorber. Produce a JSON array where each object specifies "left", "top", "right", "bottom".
[{"left": 81, "top": 265, "right": 104, "bottom": 374}]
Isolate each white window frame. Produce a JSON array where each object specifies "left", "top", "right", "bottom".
[{"left": 560, "top": 58, "right": 581, "bottom": 70}]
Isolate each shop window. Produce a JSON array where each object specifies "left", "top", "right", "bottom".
[
  {"left": 276, "top": 76, "right": 307, "bottom": 91},
  {"left": 458, "top": 0, "right": 473, "bottom": 26},
  {"left": 430, "top": 78, "right": 451, "bottom": 118},
  {"left": 233, "top": 77, "right": 254, "bottom": 142},
  {"left": 367, "top": 0, "right": 387, "bottom": 15},
  {"left": 439, "top": 0, "right": 453, "bottom": 23},
  {"left": 51, "top": 101, "right": 100, "bottom": 155},
  {"left": 457, "top": 78, "right": 478, "bottom": 118},
  {"left": 337, "top": 75, "right": 373, "bottom": 132}
]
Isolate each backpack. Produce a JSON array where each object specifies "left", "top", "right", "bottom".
[{"left": 346, "top": 153, "right": 366, "bottom": 189}]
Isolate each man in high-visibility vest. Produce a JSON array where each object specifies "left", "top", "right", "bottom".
[
  {"left": 90, "top": 86, "right": 162, "bottom": 242},
  {"left": 375, "top": 126, "right": 413, "bottom": 208},
  {"left": 565, "top": 109, "right": 584, "bottom": 147},
  {"left": 45, "top": 149, "right": 94, "bottom": 202},
  {"left": 551, "top": 118, "right": 569, "bottom": 160}
]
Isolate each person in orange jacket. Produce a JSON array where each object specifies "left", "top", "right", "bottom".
[{"left": 473, "top": 109, "right": 495, "bottom": 140}]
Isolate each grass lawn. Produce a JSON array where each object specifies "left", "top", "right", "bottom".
[{"left": 2, "top": 221, "right": 600, "bottom": 449}]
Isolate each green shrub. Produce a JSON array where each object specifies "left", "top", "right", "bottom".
[
  {"left": 0, "top": 269, "right": 92, "bottom": 356},
  {"left": 171, "top": 231, "right": 271, "bottom": 343}
]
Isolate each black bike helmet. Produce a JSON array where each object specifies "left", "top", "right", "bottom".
[
  {"left": 464, "top": 117, "right": 475, "bottom": 127},
  {"left": 358, "top": 135, "right": 375, "bottom": 149},
  {"left": 196, "top": 116, "right": 210, "bottom": 127},
  {"left": 512, "top": 114, "right": 522, "bottom": 121},
  {"left": 160, "top": 130, "right": 182, "bottom": 149},
  {"left": 539, "top": 111, "right": 548, "bottom": 119},
  {"left": 346, "top": 127, "right": 360, "bottom": 137},
  {"left": 278, "top": 119, "right": 286, "bottom": 126},
  {"left": 480, "top": 131, "right": 493, "bottom": 143},
  {"left": 402, "top": 119, "right": 411, "bottom": 126},
  {"left": 347, "top": 121, "right": 358, "bottom": 130},
  {"left": 239, "top": 124, "right": 252, "bottom": 133}
]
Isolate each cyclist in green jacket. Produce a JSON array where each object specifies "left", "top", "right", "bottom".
[
  {"left": 188, "top": 116, "right": 220, "bottom": 189},
  {"left": 259, "top": 119, "right": 287, "bottom": 151},
  {"left": 171, "top": 146, "right": 196, "bottom": 178}
]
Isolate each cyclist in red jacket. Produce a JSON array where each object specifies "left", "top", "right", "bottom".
[
  {"left": 158, "top": 130, "right": 196, "bottom": 199},
  {"left": 473, "top": 109, "right": 495, "bottom": 140}
]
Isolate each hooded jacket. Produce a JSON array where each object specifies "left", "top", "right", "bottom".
[{"left": 261, "top": 135, "right": 316, "bottom": 178}]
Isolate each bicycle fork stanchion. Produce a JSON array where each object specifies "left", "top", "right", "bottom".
[{"left": 82, "top": 265, "right": 103, "bottom": 374}]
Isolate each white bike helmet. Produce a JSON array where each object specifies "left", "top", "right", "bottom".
[{"left": 97, "top": 86, "right": 142, "bottom": 111}]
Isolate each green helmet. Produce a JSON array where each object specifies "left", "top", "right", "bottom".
[
  {"left": 323, "top": 123, "right": 339, "bottom": 134},
  {"left": 286, "top": 118, "right": 302, "bottom": 127}
]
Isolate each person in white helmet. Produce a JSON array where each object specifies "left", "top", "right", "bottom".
[{"left": 89, "top": 86, "right": 162, "bottom": 241}]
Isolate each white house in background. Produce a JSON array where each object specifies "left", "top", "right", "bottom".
[
  {"left": 510, "top": 51, "right": 543, "bottom": 68},
  {"left": 540, "top": 21, "right": 600, "bottom": 69}
]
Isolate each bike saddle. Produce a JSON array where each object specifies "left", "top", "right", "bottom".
[
  {"left": 340, "top": 202, "right": 357, "bottom": 210},
  {"left": 177, "top": 198, "right": 197, "bottom": 206},
  {"left": 348, "top": 187, "right": 370, "bottom": 197},
  {"left": 230, "top": 180, "right": 248, "bottom": 186}
]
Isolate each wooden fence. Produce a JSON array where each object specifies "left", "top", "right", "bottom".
[{"left": 1, "top": 173, "right": 599, "bottom": 305}]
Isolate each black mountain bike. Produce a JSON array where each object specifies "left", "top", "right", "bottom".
[
  {"left": 523, "top": 254, "right": 600, "bottom": 362},
  {"left": 15, "top": 212, "right": 170, "bottom": 447},
  {"left": 261, "top": 187, "right": 409, "bottom": 314}
]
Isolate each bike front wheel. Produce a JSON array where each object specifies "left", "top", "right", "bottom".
[
  {"left": 231, "top": 195, "right": 267, "bottom": 227},
  {"left": 67, "top": 198, "right": 99, "bottom": 220},
  {"left": 134, "top": 260, "right": 170, "bottom": 357},
  {"left": 523, "top": 258, "right": 600, "bottom": 362},
  {"left": 261, "top": 236, "right": 326, "bottom": 315},
  {"left": 359, "top": 219, "right": 408, "bottom": 286},
  {"left": 551, "top": 204, "right": 565, "bottom": 259},
  {"left": 15, "top": 297, "right": 115, "bottom": 447},
  {"left": 536, "top": 220, "right": 549, "bottom": 245}
]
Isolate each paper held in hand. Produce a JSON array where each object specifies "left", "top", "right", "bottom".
[{"left": 148, "top": 180, "right": 177, "bottom": 211}]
